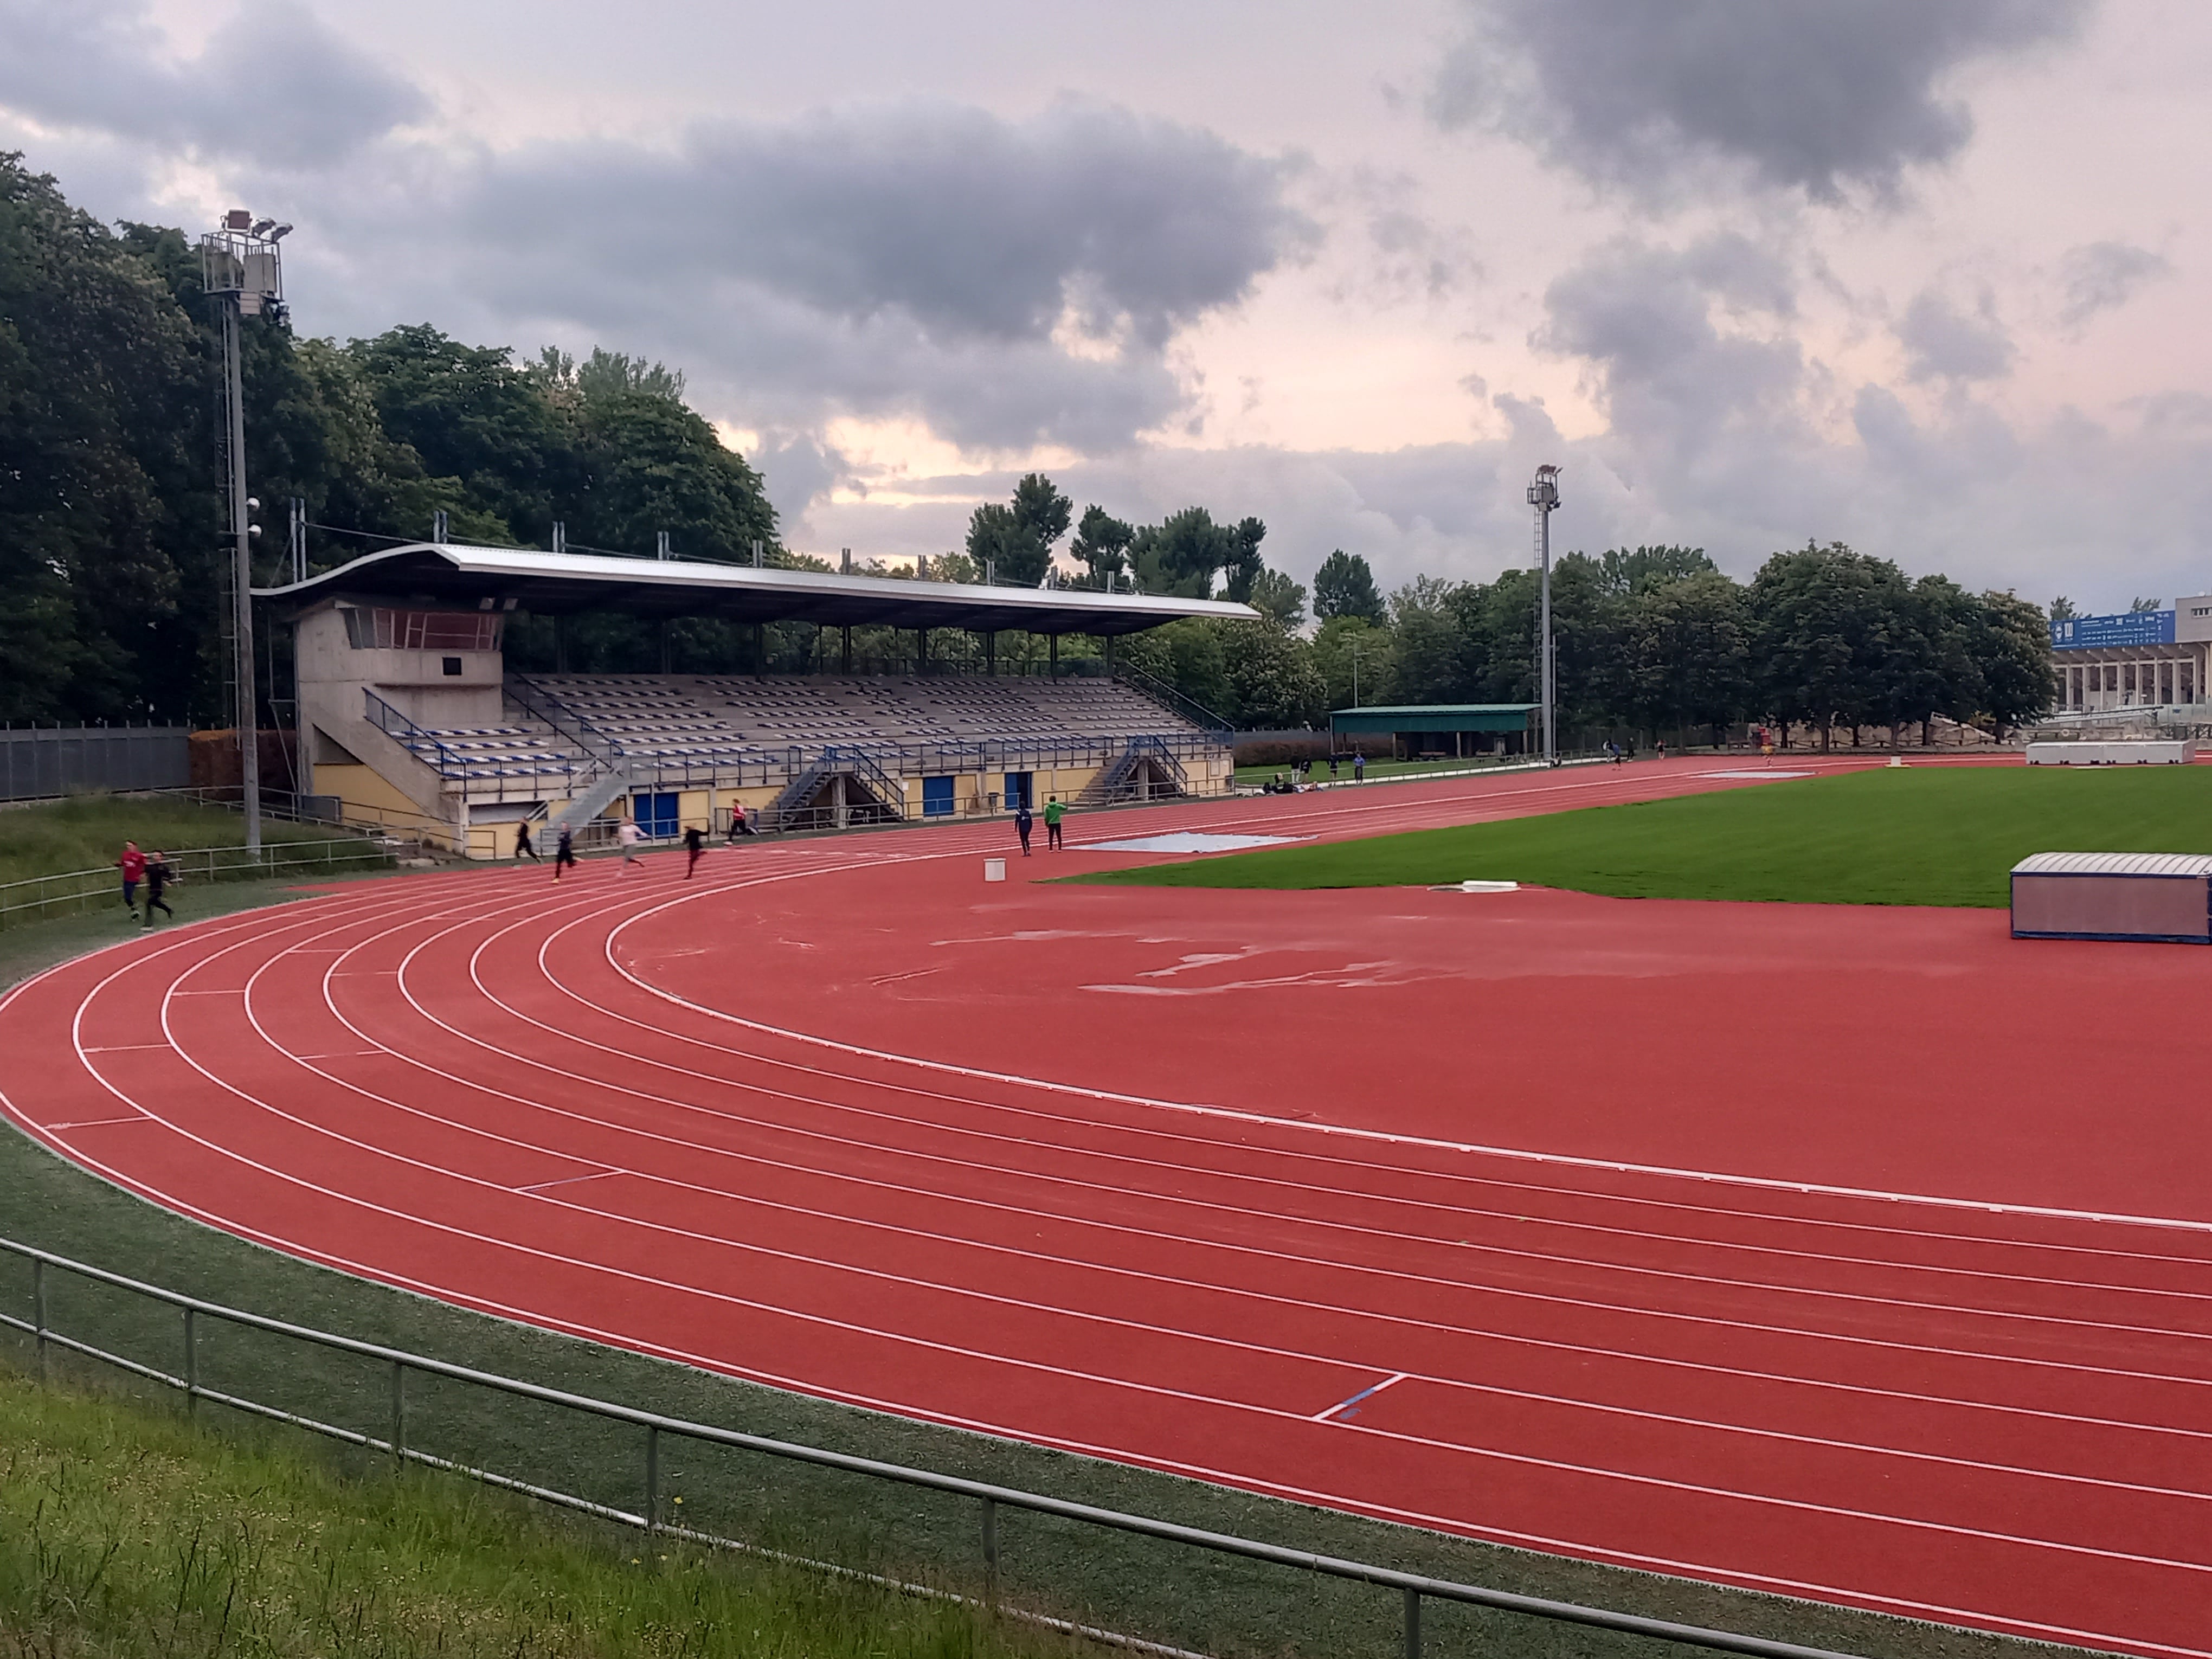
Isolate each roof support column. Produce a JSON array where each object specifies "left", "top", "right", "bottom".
[
  {"left": 840, "top": 626, "right": 851, "bottom": 674},
  {"left": 985, "top": 631, "right": 996, "bottom": 675},
  {"left": 1050, "top": 634, "right": 1059, "bottom": 672}
]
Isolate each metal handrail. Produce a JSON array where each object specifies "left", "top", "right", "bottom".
[
  {"left": 2, "top": 1237, "right": 1864, "bottom": 1659},
  {"left": 503, "top": 674, "right": 630, "bottom": 766},
  {"left": 1109, "top": 661, "right": 1234, "bottom": 737},
  {"left": 362, "top": 690, "right": 468, "bottom": 778}
]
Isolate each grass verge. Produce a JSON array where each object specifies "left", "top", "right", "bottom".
[
  {"left": 0, "top": 795, "right": 370, "bottom": 888},
  {"left": 0, "top": 1366, "right": 1075, "bottom": 1658},
  {"left": 0, "top": 881, "right": 2082, "bottom": 1659},
  {"left": 1075, "top": 764, "right": 2212, "bottom": 908}
]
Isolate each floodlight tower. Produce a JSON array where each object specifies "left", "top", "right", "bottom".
[
  {"left": 1526, "top": 464, "right": 1562, "bottom": 766},
  {"left": 200, "top": 210, "right": 291, "bottom": 853}
]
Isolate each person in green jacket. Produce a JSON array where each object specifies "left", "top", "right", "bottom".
[{"left": 1044, "top": 794, "right": 1065, "bottom": 851}]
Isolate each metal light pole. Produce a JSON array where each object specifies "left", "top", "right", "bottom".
[
  {"left": 1526, "top": 465, "right": 1561, "bottom": 766},
  {"left": 200, "top": 210, "right": 290, "bottom": 853}
]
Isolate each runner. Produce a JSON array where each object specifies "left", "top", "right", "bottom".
[
  {"left": 683, "top": 822, "right": 706, "bottom": 878},
  {"left": 552, "top": 825, "right": 577, "bottom": 881},
  {"left": 118, "top": 840, "right": 144, "bottom": 917},
  {"left": 515, "top": 822, "right": 541, "bottom": 862},
  {"left": 140, "top": 850, "right": 176, "bottom": 927},
  {"left": 725, "top": 805, "right": 758, "bottom": 841},
  {"left": 1013, "top": 798, "right": 1034, "bottom": 856},
  {"left": 1044, "top": 794, "right": 1065, "bottom": 851},
  {"left": 618, "top": 816, "right": 645, "bottom": 871}
]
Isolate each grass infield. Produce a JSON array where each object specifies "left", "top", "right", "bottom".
[
  {"left": 0, "top": 794, "right": 368, "bottom": 888},
  {"left": 1075, "top": 764, "right": 2212, "bottom": 907},
  {"left": 0, "top": 858, "right": 2075, "bottom": 1658}
]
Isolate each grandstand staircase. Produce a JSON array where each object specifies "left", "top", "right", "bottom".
[
  {"left": 766, "top": 747, "right": 906, "bottom": 831},
  {"left": 505, "top": 675, "right": 638, "bottom": 837},
  {"left": 1078, "top": 736, "right": 1188, "bottom": 807}
]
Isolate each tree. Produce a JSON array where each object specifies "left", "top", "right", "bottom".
[
  {"left": 1131, "top": 506, "right": 1234, "bottom": 597},
  {"left": 1070, "top": 505, "right": 1134, "bottom": 585},
  {"left": 1606, "top": 573, "right": 1751, "bottom": 741},
  {"left": 2130, "top": 596, "right": 2162, "bottom": 613},
  {"left": 965, "top": 472, "right": 1070, "bottom": 585},
  {"left": 1975, "top": 592, "right": 2056, "bottom": 737},
  {"left": 1243, "top": 568, "right": 1307, "bottom": 629},
  {"left": 1219, "top": 622, "right": 1325, "bottom": 728},
  {"left": 1117, "top": 618, "right": 1233, "bottom": 718},
  {"left": 1220, "top": 517, "right": 1268, "bottom": 603},
  {"left": 1312, "top": 550, "right": 1384, "bottom": 622},
  {"left": 1748, "top": 542, "right": 1911, "bottom": 750},
  {"left": 1596, "top": 545, "right": 1716, "bottom": 595},
  {"left": 2049, "top": 596, "right": 2078, "bottom": 621},
  {"left": 1388, "top": 577, "right": 1467, "bottom": 705},
  {"left": 1313, "top": 615, "right": 1391, "bottom": 710}
]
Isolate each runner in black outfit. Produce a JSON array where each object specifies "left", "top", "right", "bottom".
[
  {"left": 515, "top": 822, "right": 542, "bottom": 861},
  {"left": 552, "top": 825, "right": 577, "bottom": 881},
  {"left": 142, "top": 851, "right": 176, "bottom": 926},
  {"left": 684, "top": 824, "right": 706, "bottom": 878}
]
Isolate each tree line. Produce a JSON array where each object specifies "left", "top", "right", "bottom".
[{"left": 3, "top": 151, "right": 2053, "bottom": 742}]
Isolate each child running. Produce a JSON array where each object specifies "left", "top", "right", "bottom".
[
  {"left": 683, "top": 823, "right": 706, "bottom": 878},
  {"left": 552, "top": 824, "right": 577, "bottom": 880},
  {"left": 618, "top": 816, "right": 645, "bottom": 871},
  {"left": 515, "top": 822, "right": 541, "bottom": 861}
]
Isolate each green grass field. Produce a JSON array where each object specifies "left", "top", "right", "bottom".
[
  {"left": 0, "top": 794, "right": 371, "bottom": 886},
  {"left": 0, "top": 1370, "right": 1073, "bottom": 1659},
  {"left": 1078, "top": 764, "right": 2212, "bottom": 907}
]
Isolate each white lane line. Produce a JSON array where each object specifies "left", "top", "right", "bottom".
[
  {"left": 47, "top": 1115, "right": 152, "bottom": 1130},
  {"left": 615, "top": 904, "right": 2212, "bottom": 1240},
  {"left": 515, "top": 1169, "right": 621, "bottom": 1193},
  {"left": 81, "top": 1043, "right": 173, "bottom": 1052},
  {"left": 1314, "top": 1372, "right": 1408, "bottom": 1422}
]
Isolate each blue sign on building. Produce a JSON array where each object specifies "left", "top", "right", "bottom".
[{"left": 2049, "top": 610, "right": 2176, "bottom": 650}]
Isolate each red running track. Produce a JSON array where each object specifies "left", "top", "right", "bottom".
[{"left": 5, "top": 757, "right": 2212, "bottom": 1657}]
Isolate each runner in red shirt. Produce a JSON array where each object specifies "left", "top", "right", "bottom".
[{"left": 118, "top": 841, "right": 145, "bottom": 918}]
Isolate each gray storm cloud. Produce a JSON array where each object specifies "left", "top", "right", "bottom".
[
  {"left": 1431, "top": 0, "right": 2092, "bottom": 202},
  {"left": 0, "top": 0, "right": 425, "bottom": 167},
  {"left": 1896, "top": 290, "right": 2017, "bottom": 382},
  {"left": 333, "top": 99, "right": 1317, "bottom": 454}
]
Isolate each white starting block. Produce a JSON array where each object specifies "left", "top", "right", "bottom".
[{"left": 2026, "top": 740, "right": 2195, "bottom": 765}]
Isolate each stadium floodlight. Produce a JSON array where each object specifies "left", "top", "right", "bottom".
[
  {"left": 198, "top": 209, "right": 292, "bottom": 855},
  {"left": 1526, "top": 464, "right": 1562, "bottom": 766}
]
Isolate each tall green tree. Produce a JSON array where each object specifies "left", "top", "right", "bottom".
[
  {"left": 965, "top": 472, "right": 1071, "bottom": 586},
  {"left": 1312, "top": 550, "right": 1384, "bottom": 622},
  {"left": 1070, "top": 504, "right": 1134, "bottom": 586}
]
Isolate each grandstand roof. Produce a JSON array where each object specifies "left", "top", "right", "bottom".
[{"left": 258, "top": 543, "right": 1259, "bottom": 635}]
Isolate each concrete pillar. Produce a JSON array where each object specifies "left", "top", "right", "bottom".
[{"left": 831, "top": 771, "right": 847, "bottom": 831}]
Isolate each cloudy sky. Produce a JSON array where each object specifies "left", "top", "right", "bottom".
[{"left": 5, "top": 0, "right": 2208, "bottom": 610}]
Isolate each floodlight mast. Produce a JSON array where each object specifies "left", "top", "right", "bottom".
[
  {"left": 200, "top": 210, "right": 288, "bottom": 853},
  {"left": 1526, "top": 464, "right": 1562, "bottom": 766}
]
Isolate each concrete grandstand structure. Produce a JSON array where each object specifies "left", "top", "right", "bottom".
[{"left": 263, "top": 543, "right": 1254, "bottom": 857}]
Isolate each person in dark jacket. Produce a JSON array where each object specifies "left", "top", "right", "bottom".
[{"left": 142, "top": 850, "right": 177, "bottom": 925}]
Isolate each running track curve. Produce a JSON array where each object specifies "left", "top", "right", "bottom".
[{"left": 6, "top": 758, "right": 2211, "bottom": 1658}]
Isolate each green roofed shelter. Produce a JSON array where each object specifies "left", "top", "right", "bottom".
[{"left": 1329, "top": 703, "right": 1540, "bottom": 760}]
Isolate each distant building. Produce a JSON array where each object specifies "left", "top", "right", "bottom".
[{"left": 2049, "top": 599, "right": 2212, "bottom": 711}]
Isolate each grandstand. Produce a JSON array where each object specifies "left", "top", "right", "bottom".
[{"left": 267, "top": 543, "right": 1251, "bottom": 857}]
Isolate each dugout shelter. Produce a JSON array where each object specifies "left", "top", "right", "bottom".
[
  {"left": 261, "top": 543, "right": 1256, "bottom": 857},
  {"left": 1329, "top": 704, "right": 1540, "bottom": 761}
]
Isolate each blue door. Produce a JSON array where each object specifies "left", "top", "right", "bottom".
[
  {"left": 633, "top": 792, "right": 678, "bottom": 838},
  {"left": 922, "top": 775, "right": 955, "bottom": 818},
  {"left": 1004, "top": 771, "right": 1033, "bottom": 811}
]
